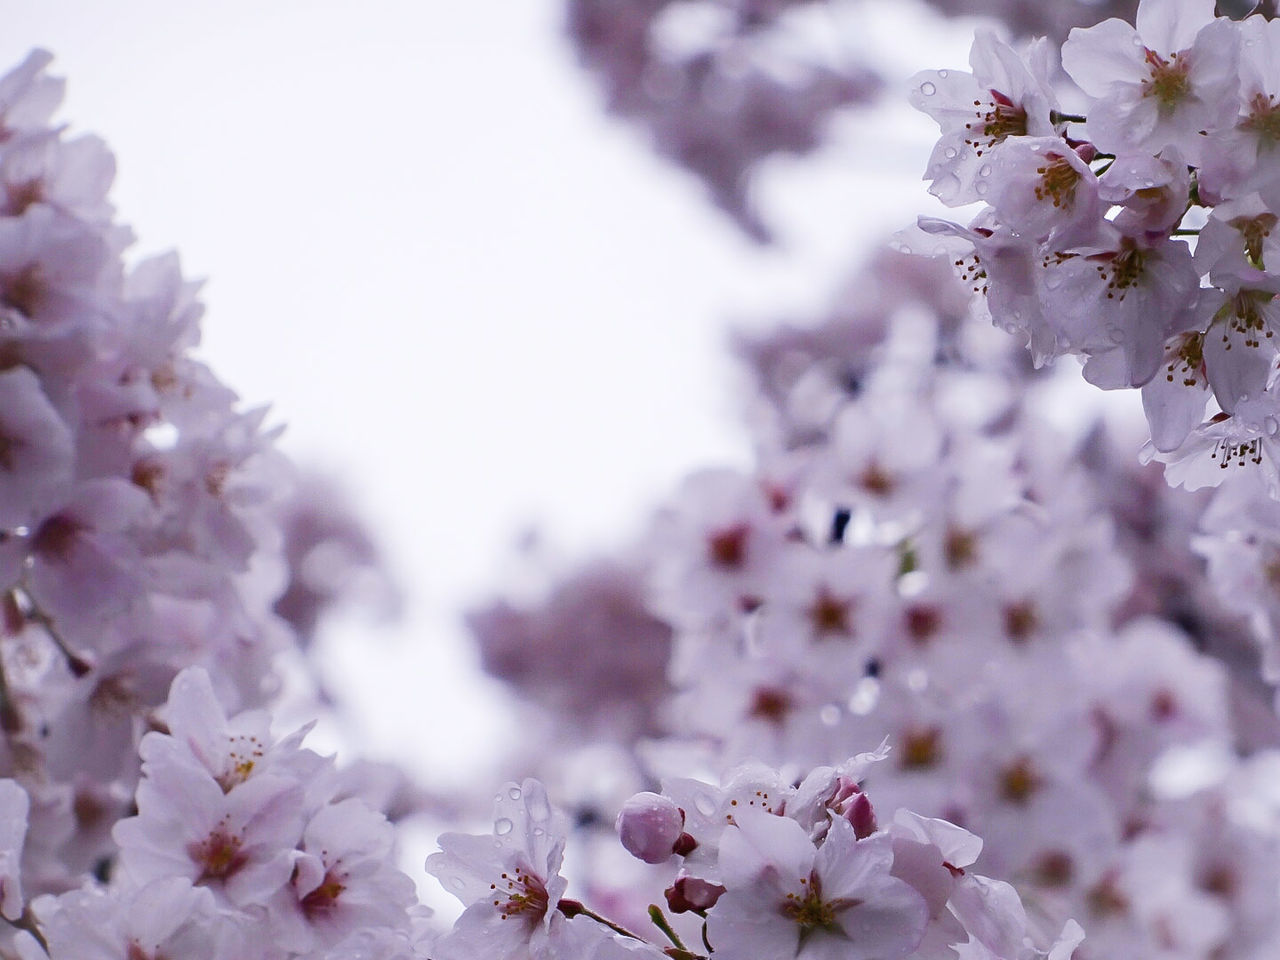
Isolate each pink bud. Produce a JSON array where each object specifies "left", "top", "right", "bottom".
[
  {"left": 1072, "top": 140, "right": 1097, "bottom": 163},
  {"left": 847, "top": 792, "right": 878, "bottom": 839},
  {"left": 829, "top": 775, "right": 860, "bottom": 808},
  {"left": 616, "top": 792, "right": 684, "bottom": 864},
  {"left": 665, "top": 875, "right": 725, "bottom": 913},
  {"left": 672, "top": 832, "right": 698, "bottom": 857}
]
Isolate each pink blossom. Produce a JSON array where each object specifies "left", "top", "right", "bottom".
[
  {"left": 1061, "top": 0, "right": 1240, "bottom": 164},
  {"left": 910, "top": 31, "right": 1060, "bottom": 207},
  {"left": 427, "top": 780, "right": 571, "bottom": 960},
  {"left": 708, "top": 812, "right": 929, "bottom": 960}
]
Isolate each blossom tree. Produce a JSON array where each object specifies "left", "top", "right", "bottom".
[{"left": 9, "top": 0, "right": 1280, "bottom": 958}]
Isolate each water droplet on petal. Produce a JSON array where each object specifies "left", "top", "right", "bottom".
[
  {"left": 979, "top": 164, "right": 992, "bottom": 177},
  {"left": 938, "top": 69, "right": 949, "bottom": 79},
  {"left": 1264, "top": 416, "right": 1279, "bottom": 437},
  {"left": 920, "top": 81, "right": 937, "bottom": 96},
  {"left": 508, "top": 787, "right": 523, "bottom": 801},
  {"left": 450, "top": 876, "right": 465, "bottom": 890},
  {"left": 1107, "top": 327, "right": 1125, "bottom": 345},
  {"left": 494, "top": 817, "right": 514, "bottom": 836},
  {"left": 694, "top": 795, "right": 717, "bottom": 817},
  {"left": 975, "top": 182, "right": 989, "bottom": 196},
  {"left": 944, "top": 147, "right": 958, "bottom": 159},
  {"left": 819, "top": 704, "right": 840, "bottom": 726}
]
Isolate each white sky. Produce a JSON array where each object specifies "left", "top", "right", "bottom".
[{"left": 0, "top": 1, "right": 978, "bottom": 787}]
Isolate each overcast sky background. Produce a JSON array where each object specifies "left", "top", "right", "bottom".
[{"left": 0, "top": 1, "right": 978, "bottom": 787}]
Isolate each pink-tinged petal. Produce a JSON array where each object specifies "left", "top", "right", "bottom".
[
  {"left": 0, "top": 780, "right": 27, "bottom": 921},
  {"left": 948, "top": 875, "right": 1028, "bottom": 959},
  {"left": 718, "top": 809, "right": 813, "bottom": 889},
  {"left": 706, "top": 889, "right": 803, "bottom": 960},
  {"left": 1202, "top": 301, "right": 1275, "bottom": 415},
  {"left": 1141, "top": 367, "right": 1210, "bottom": 455},
  {"left": 891, "top": 809, "right": 983, "bottom": 868},
  {"left": 1048, "top": 919, "right": 1087, "bottom": 960},
  {"left": 814, "top": 823, "right": 929, "bottom": 960},
  {"left": 829, "top": 881, "right": 929, "bottom": 960},
  {"left": 1135, "top": 0, "right": 1218, "bottom": 55},
  {"left": 0, "top": 366, "right": 72, "bottom": 528},
  {"left": 1062, "top": 19, "right": 1148, "bottom": 97},
  {"left": 813, "top": 822, "right": 894, "bottom": 900},
  {"left": 126, "top": 877, "right": 216, "bottom": 951}
]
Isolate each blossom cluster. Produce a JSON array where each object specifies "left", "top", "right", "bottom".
[
  {"left": 565, "top": 0, "right": 880, "bottom": 240},
  {"left": 905, "top": 0, "right": 1280, "bottom": 499},
  {"left": 563, "top": 0, "right": 1167, "bottom": 242},
  {"left": 442, "top": 5, "right": 1280, "bottom": 952},
  {"left": 466, "top": 225, "right": 1280, "bottom": 960},
  {"left": 0, "top": 43, "right": 1068, "bottom": 960},
  {"left": 20, "top": 0, "right": 1280, "bottom": 956},
  {"left": 428, "top": 750, "right": 1084, "bottom": 960},
  {"left": 0, "top": 45, "right": 414, "bottom": 950},
  {"left": 14, "top": 667, "right": 423, "bottom": 960}
]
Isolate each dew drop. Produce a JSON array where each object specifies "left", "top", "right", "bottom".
[
  {"left": 508, "top": 786, "right": 523, "bottom": 801},
  {"left": 975, "top": 181, "right": 989, "bottom": 196},
  {"left": 938, "top": 69, "right": 949, "bottom": 79},
  {"left": 494, "top": 817, "right": 514, "bottom": 836},
  {"left": 533, "top": 827, "right": 545, "bottom": 837},
  {"left": 819, "top": 704, "right": 841, "bottom": 727},
  {"left": 920, "top": 81, "right": 937, "bottom": 96},
  {"left": 1265, "top": 416, "right": 1279, "bottom": 437},
  {"left": 979, "top": 164, "right": 992, "bottom": 177},
  {"left": 944, "top": 147, "right": 958, "bottom": 160},
  {"left": 1107, "top": 327, "right": 1125, "bottom": 345},
  {"left": 694, "top": 794, "right": 717, "bottom": 817},
  {"left": 450, "top": 876, "right": 465, "bottom": 891}
]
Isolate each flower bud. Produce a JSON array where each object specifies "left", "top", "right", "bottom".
[
  {"left": 847, "top": 792, "right": 878, "bottom": 839},
  {"left": 665, "top": 875, "right": 725, "bottom": 914},
  {"left": 616, "top": 792, "right": 684, "bottom": 864},
  {"left": 828, "top": 775, "right": 877, "bottom": 838}
]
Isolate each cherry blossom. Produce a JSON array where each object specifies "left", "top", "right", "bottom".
[{"left": 1060, "top": 0, "right": 1239, "bottom": 165}]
